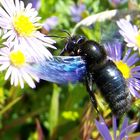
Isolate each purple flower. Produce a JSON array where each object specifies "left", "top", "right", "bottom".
[
  {"left": 70, "top": 3, "right": 86, "bottom": 23},
  {"left": 95, "top": 115, "right": 138, "bottom": 140},
  {"left": 117, "top": 19, "right": 140, "bottom": 52},
  {"left": 105, "top": 42, "right": 140, "bottom": 98},
  {"left": 43, "top": 16, "right": 58, "bottom": 32},
  {"left": 109, "top": 0, "right": 127, "bottom": 7},
  {"left": 28, "top": 0, "right": 40, "bottom": 9}
]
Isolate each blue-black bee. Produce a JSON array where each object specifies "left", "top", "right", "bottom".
[{"left": 33, "top": 35, "right": 132, "bottom": 117}]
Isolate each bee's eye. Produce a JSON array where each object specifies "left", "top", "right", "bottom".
[{"left": 77, "top": 36, "right": 85, "bottom": 44}]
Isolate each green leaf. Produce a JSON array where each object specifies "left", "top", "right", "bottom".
[
  {"left": 49, "top": 84, "right": 61, "bottom": 137},
  {"left": 72, "top": 10, "right": 140, "bottom": 35},
  {"left": 72, "top": 10, "right": 118, "bottom": 35}
]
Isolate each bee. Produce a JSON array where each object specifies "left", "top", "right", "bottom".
[
  {"left": 33, "top": 35, "right": 132, "bottom": 117},
  {"left": 60, "top": 35, "right": 132, "bottom": 117}
]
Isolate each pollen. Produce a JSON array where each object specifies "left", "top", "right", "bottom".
[
  {"left": 13, "top": 14, "right": 36, "bottom": 36},
  {"left": 115, "top": 60, "right": 131, "bottom": 79},
  {"left": 10, "top": 50, "right": 26, "bottom": 67},
  {"left": 135, "top": 32, "right": 140, "bottom": 48}
]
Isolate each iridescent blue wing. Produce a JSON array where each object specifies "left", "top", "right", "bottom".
[{"left": 32, "top": 56, "right": 86, "bottom": 84}]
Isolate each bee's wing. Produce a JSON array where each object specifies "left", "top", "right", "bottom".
[{"left": 32, "top": 56, "right": 86, "bottom": 84}]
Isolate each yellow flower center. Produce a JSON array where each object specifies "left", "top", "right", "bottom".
[
  {"left": 135, "top": 31, "right": 140, "bottom": 47},
  {"left": 115, "top": 60, "right": 131, "bottom": 79},
  {"left": 10, "top": 50, "right": 26, "bottom": 67},
  {"left": 13, "top": 14, "right": 36, "bottom": 36}
]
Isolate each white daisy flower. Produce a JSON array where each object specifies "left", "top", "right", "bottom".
[
  {"left": 0, "top": 0, "right": 56, "bottom": 61},
  {"left": 117, "top": 19, "right": 140, "bottom": 52},
  {"left": 0, "top": 47, "right": 40, "bottom": 88}
]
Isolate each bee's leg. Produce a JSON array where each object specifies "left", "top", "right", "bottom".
[
  {"left": 86, "top": 73, "right": 99, "bottom": 113},
  {"left": 60, "top": 48, "right": 65, "bottom": 55},
  {"left": 60, "top": 42, "right": 68, "bottom": 55}
]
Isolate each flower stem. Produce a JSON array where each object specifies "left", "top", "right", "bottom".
[{"left": 0, "top": 95, "right": 22, "bottom": 115}]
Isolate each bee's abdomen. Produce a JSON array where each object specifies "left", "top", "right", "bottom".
[{"left": 93, "top": 61, "right": 132, "bottom": 116}]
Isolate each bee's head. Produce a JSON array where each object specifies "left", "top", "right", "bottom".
[{"left": 60, "top": 35, "right": 86, "bottom": 55}]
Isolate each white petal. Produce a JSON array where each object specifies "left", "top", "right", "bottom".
[
  {"left": 0, "top": 17, "right": 11, "bottom": 27},
  {"left": 30, "top": 73, "right": 40, "bottom": 82},
  {"left": 24, "top": 37, "right": 47, "bottom": 60},
  {"left": 7, "top": 31, "right": 16, "bottom": 42},
  {"left": 25, "top": 9, "right": 38, "bottom": 18},
  {"left": 4, "top": 0, "right": 15, "bottom": 16},
  {"left": 2, "top": 29, "right": 14, "bottom": 39},
  {"left": 5, "top": 66, "right": 13, "bottom": 80},
  {"left": 34, "top": 31, "right": 56, "bottom": 44},
  {"left": 19, "top": 0, "right": 25, "bottom": 11},
  {"left": 0, "top": 7, "right": 10, "bottom": 19},
  {"left": 19, "top": 37, "right": 41, "bottom": 57},
  {"left": 17, "top": 69, "right": 24, "bottom": 88},
  {"left": 13, "top": 68, "right": 19, "bottom": 86},
  {"left": 15, "top": 0, "right": 20, "bottom": 12},
  {"left": 0, "top": 48, "right": 9, "bottom": 56},
  {"left": 10, "top": 67, "right": 17, "bottom": 85},
  {"left": 9, "top": 0, "right": 16, "bottom": 12},
  {"left": 26, "top": 66, "right": 40, "bottom": 82},
  {"left": 31, "top": 17, "right": 41, "bottom": 23},
  {"left": 0, "top": 63, "right": 9, "bottom": 71},
  {"left": 25, "top": 3, "right": 32, "bottom": 12},
  {"left": 0, "top": 0, "right": 12, "bottom": 16},
  {"left": 21, "top": 70, "right": 36, "bottom": 88},
  {"left": 0, "top": 56, "right": 9, "bottom": 62}
]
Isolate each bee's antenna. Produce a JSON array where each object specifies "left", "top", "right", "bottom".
[
  {"left": 46, "top": 30, "right": 72, "bottom": 55},
  {"left": 46, "top": 30, "right": 71, "bottom": 40},
  {"left": 59, "top": 30, "right": 73, "bottom": 55},
  {"left": 60, "top": 29, "right": 71, "bottom": 37},
  {"left": 45, "top": 35, "right": 67, "bottom": 39}
]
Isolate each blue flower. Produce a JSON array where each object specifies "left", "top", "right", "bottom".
[
  {"left": 70, "top": 3, "right": 86, "bottom": 23},
  {"left": 28, "top": 0, "right": 40, "bottom": 9},
  {"left": 43, "top": 16, "right": 58, "bottom": 32},
  {"left": 95, "top": 115, "right": 138, "bottom": 140}
]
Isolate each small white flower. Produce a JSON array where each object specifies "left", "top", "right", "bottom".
[
  {"left": 0, "top": 0, "right": 56, "bottom": 61},
  {"left": 0, "top": 47, "right": 40, "bottom": 88},
  {"left": 117, "top": 19, "right": 140, "bottom": 52}
]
